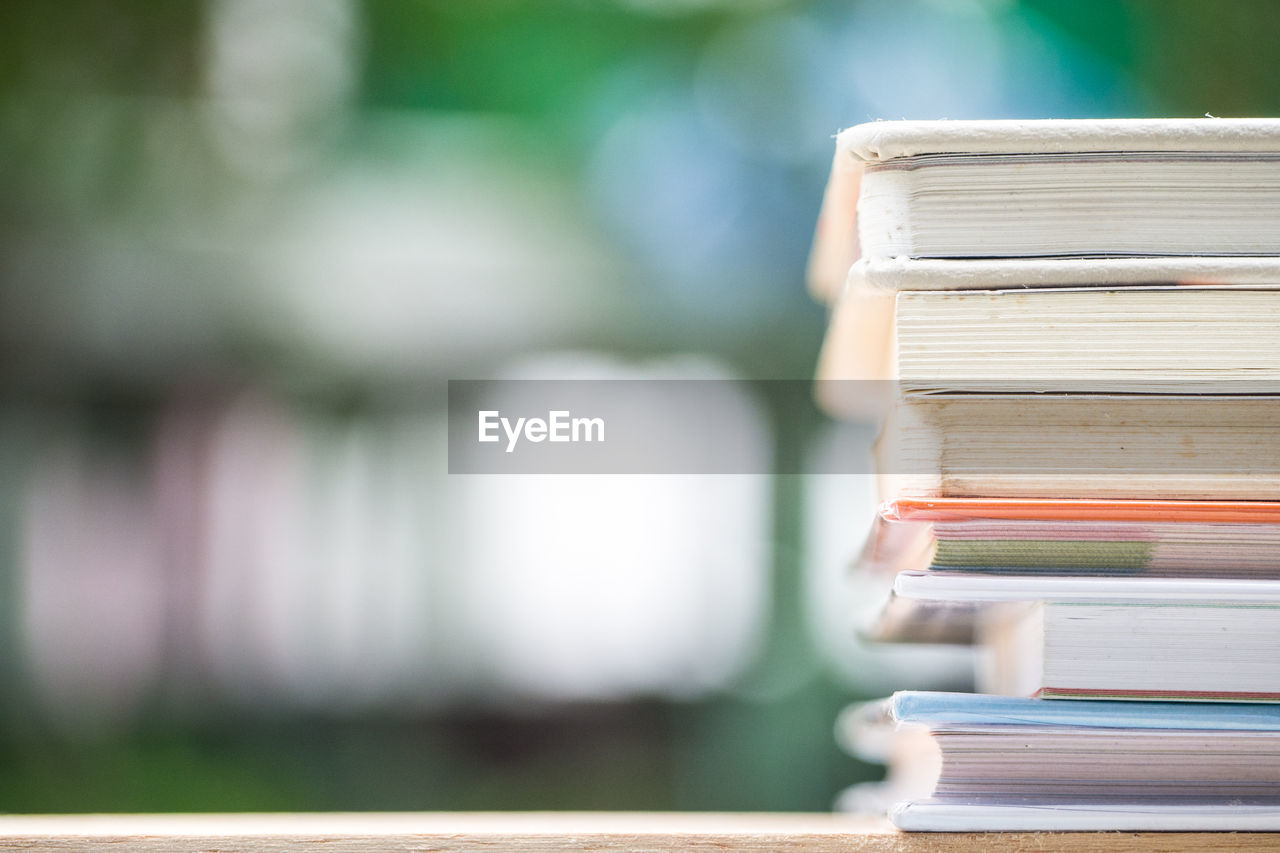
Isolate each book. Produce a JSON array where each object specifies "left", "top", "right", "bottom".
[
  {"left": 817, "top": 284, "right": 1280, "bottom": 417},
  {"left": 808, "top": 119, "right": 1280, "bottom": 305},
  {"left": 845, "top": 691, "right": 1280, "bottom": 831},
  {"left": 895, "top": 286, "right": 1280, "bottom": 392},
  {"left": 872, "top": 572, "right": 1280, "bottom": 702},
  {"left": 875, "top": 393, "right": 1280, "bottom": 500},
  {"left": 983, "top": 600, "right": 1280, "bottom": 701},
  {"left": 865, "top": 497, "right": 1280, "bottom": 578},
  {"left": 837, "top": 119, "right": 1280, "bottom": 262},
  {"left": 869, "top": 570, "right": 1280, "bottom": 645},
  {"left": 814, "top": 258, "right": 1280, "bottom": 402}
]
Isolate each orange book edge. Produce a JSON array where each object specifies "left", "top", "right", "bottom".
[{"left": 885, "top": 497, "right": 1280, "bottom": 525}]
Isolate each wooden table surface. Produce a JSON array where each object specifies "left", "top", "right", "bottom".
[{"left": 0, "top": 812, "right": 1275, "bottom": 852}]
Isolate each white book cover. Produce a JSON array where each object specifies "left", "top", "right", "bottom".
[
  {"left": 892, "top": 801, "right": 1280, "bottom": 832},
  {"left": 809, "top": 118, "right": 1280, "bottom": 303}
]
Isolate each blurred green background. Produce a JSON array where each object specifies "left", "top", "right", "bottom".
[{"left": 0, "top": 0, "right": 1277, "bottom": 813}]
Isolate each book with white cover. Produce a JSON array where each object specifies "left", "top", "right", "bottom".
[
  {"left": 894, "top": 286, "right": 1280, "bottom": 392},
  {"left": 856, "top": 151, "right": 1280, "bottom": 261},
  {"left": 870, "top": 572, "right": 1280, "bottom": 701},
  {"left": 876, "top": 393, "right": 1280, "bottom": 501},
  {"left": 874, "top": 570, "right": 1280, "bottom": 636},
  {"left": 808, "top": 118, "right": 1280, "bottom": 302},
  {"left": 983, "top": 600, "right": 1280, "bottom": 701},
  {"left": 850, "top": 691, "right": 1280, "bottom": 831},
  {"left": 815, "top": 266, "right": 1280, "bottom": 397},
  {"left": 812, "top": 278, "right": 1280, "bottom": 424}
]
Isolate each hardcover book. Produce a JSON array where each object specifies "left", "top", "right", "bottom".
[
  {"left": 843, "top": 692, "right": 1280, "bottom": 831},
  {"left": 864, "top": 497, "right": 1280, "bottom": 577}
]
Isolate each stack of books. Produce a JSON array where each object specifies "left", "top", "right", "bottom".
[{"left": 809, "top": 118, "right": 1280, "bottom": 831}]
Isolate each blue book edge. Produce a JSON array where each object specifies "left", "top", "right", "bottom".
[{"left": 888, "top": 691, "right": 1280, "bottom": 731}]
